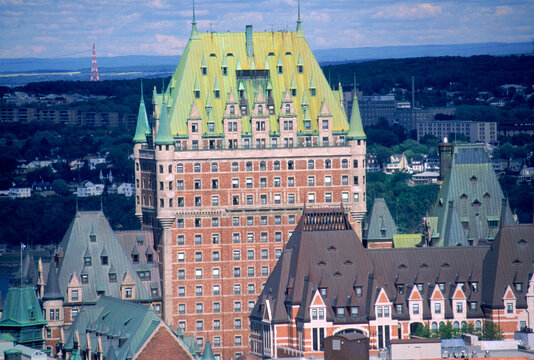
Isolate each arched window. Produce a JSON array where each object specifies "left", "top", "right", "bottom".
[
  {"left": 475, "top": 320, "right": 482, "bottom": 331},
  {"left": 453, "top": 321, "right": 459, "bottom": 329},
  {"left": 431, "top": 322, "right": 437, "bottom": 332}
]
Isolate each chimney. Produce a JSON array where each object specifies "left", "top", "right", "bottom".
[
  {"left": 246, "top": 25, "right": 253, "bottom": 57},
  {"left": 439, "top": 138, "right": 453, "bottom": 182}
]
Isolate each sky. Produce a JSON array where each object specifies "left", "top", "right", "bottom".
[{"left": 0, "top": 0, "right": 533, "bottom": 59}]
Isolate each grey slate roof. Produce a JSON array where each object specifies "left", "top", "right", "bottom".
[
  {"left": 364, "top": 198, "right": 398, "bottom": 243},
  {"left": 252, "top": 207, "right": 534, "bottom": 328},
  {"left": 57, "top": 211, "right": 151, "bottom": 303},
  {"left": 43, "top": 264, "right": 63, "bottom": 301},
  {"left": 428, "top": 144, "right": 514, "bottom": 246}
]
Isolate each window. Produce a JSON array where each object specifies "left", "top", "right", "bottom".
[
  {"left": 234, "top": 267, "right": 241, "bottom": 277},
  {"left": 260, "top": 177, "right": 267, "bottom": 188},
  {"left": 125, "top": 287, "right": 132, "bottom": 298},
  {"left": 377, "top": 306, "right": 383, "bottom": 317},
  {"left": 351, "top": 307, "right": 359, "bottom": 318},
  {"left": 396, "top": 304, "right": 403, "bottom": 314},
  {"left": 234, "top": 302, "right": 242, "bottom": 312},
  {"left": 470, "top": 302, "right": 476, "bottom": 312},
  {"left": 214, "top": 336, "right": 221, "bottom": 347},
  {"left": 434, "top": 303, "right": 441, "bottom": 314},
  {"left": 177, "top": 219, "right": 184, "bottom": 228},
  {"left": 341, "top": 192, "right": 349, "bottom": 202},
  {"left": 177, "top": 235, "right": 184, "bottom": 245},
  {"left": 413, "top": 303, "right": 419, "bottom": 315},
  {"left": 246, "top": 161, "right": 252, "bottom": 171},
  {"left": 177, "top": 163, "right": 184, "bottom": 173},
  {"left": 232, "top": 233, "right": 240, "bottom": 243},
  {"left": 325, "top": 192, "right": 332, "bottom": 203},
  {"left": 274, "top": 161, "right": 280, "bottom": 170},
  {"left": 234, "top": 284, "right": 241, "bottom": 295},
  {"left": 275, "top": 248, "right": 282, "bottom": 259},
  {"left": 211, "top": 195, "right": 219, "bottom": 206},
  {"left": 308, "top": 160, "right": 314, "bottom": 169},
  {"left": 233, "top": 250, "right": 241, "bottom": 261},
  {"left": 248, "top": 283, "right": 255, "bottom": 294},
  {"left": 195, "top": 251, "right": 202, "bottom": 262},
  {"left": 341, "top": 159, "right": 348, "bottom": 168},
  {"left": 246, "top": 178, "right": 253, "bottom": 188},
  {"left": 274, "top": 177, "right": 281, "bottom": 187},
  {"left": 342, "top": 175, "right": 349, "bottom": 185},
  {"left": 289, "top": 215, "right": 296, "bottom": 224},
  {"left": 194, "top": 163, "right": 201, "bottom": 172},
  {"left": 213, "top": 285, "right": 220, "bottom": 296},
  {"left": 247, "top": 249, "right": 254, "bottom": 260},
  {"left": 195, "top": 269, "right": 203, "bottom": 279},
  {"left": 337, "top": 307, "right": 345, "bottom": 318},
  {"left": 288, "top": 193, "right": 295, "bottom": 204},
  {"left": 261, "top": 249, "right": 268, "bottom": 259},
  {"left": 353, "top": 193, "right": 359, "bottom": 202},
  {"left": 235, "top": 336, "right": 242, "bottom": 346},
  {"left": 234, "top": 318, "right": 242, "bottom": 329},
  {"left": 324, "top": 176, "right": 332, "bottom": 186},
  {"left": 71, "top": 309, "right": 78, "bottom": 319},
  {"left": 260, "top": 232, "right": 268, "bottom": 242},
  {"left": 308, "top": 193, "right": 315, "bottom": 203},
  {"left": 232, "top": 178, "right": 239, "bottom": 188},
  {"left": 261, "top": 216, "right": 267, "bottom": 225},
  {"left": 194, "top": 234, "right": 202, "bottom": 244},
  {"left": 322, "top": 119, "right": 329, "bottom": 130},
  {"left": 177, "top": 180, "right": 184, "bottom": 190},
  {"left": 247, "top": 233, "right": 254, "bottom": 242},
  {"left": 178, "top": 269, "right": 185, "bottom": 279},
  {"left": 195, "top": 196, "right": 202, "bottom": 206},
  {"left": 213, "top": 302, "right": 220, "bottom": 313},
  {"left": 196, "top": 303, "right": 203, "bottom": 314},
  {"left": 212, "top": 251, "right": 220, "bottom": 261},
  {"left": 456, "top": 302, "right": 463, "bottom": 313},
  {"left": 275, "top": 232, "right": 282, "bottom": 242},
  {"left": 288, "top": 177, "right": 294, "bottom": 187},
  {"left": 213, "top": 319, "right": 221, "bottom": 330},
  {"left": 261, "top": 266, "right": 269, "bottom": 277},
  {"left": 232, "top": 195, "right": 240, "bottom": 205},
  {"left": 507, "top": 303, "right": 513, "bottom": 314},
  {"left": 308, "top": 176, "right": 315, "bottom": 186},
  {"left": 248, "top": 266, "right": 255, "bottom": 277},
  {"left": 196, "top": 286, "right": 203, "bottom": 296}
]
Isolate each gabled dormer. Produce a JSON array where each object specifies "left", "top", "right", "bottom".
[
  {"left": 374, "top": 287, "right": 391, "bottom": 320},
  {"left": 121, "top": 271, "right": 136, "bottom": 300},
  {"left": 309, "top": 75, "right": 317, "bottom": 97},
  {"left": 451, "top": 283, "right": 467, "bottom": 319},
  {"left": 502, "top": 285, "right": 516, "bottom": 316},
  {"left": 408, "top": 286, "right": 423, "bottom": 319},
  {"left": 309, "top": 289, "right": 327, "bottom": 323},
  {"left": 68, "top": 272, "right": 82, "bottom": 303},
  {"left": 200, "top": 55, "right": 207, "bottom": 76},
  {"left": 429, "top": 284, "right": 445, "bottom": 319},
  {"left": 213, "top": 77, "right": 221, "bottom": 99},
  {"left": 280, "top": 90, "right": 294, "bottom": 115},
  {"left": 221, "top": 56, "right": 228, "bottom": 76}
]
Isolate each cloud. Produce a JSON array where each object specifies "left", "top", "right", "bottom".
[
  {"left": 495, "top": 6, "right": 513, "bottom": 16},
  {"left": 372, "top": 3, "right": 442, "bottom": 20},
  {"left": 136, "top": 34, "right": 188, "bottom": 55},
  {"left": 32, "top": 36, "right": 61, "bottom": 43}
]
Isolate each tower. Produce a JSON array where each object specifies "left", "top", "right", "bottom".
[{"left": 90, "top": 43, "right": 100, "bottom": 82}]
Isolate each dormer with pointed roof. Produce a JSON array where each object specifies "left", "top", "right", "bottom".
[{"left": 133, "top": 80, "right": 151, "bottom": 144}]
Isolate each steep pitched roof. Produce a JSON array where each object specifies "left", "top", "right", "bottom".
[
  {"left": 57, "top": 211, "right": 151, "bottom": 302},
  {"left": 43, "top": 264, "right": 63, "bottom": 301},
  {"left": 155, "top": 25, "right": 351, "bottom": 139},
  {"left": 133, "top": 81, "right": 151, "bottom": 143},
  {"left": 63, "top": 297, "right": 195, "bottom": 360},
  {"left": 429, "top": 144, "right": 514, "bottom": 246},
  {"left": 347, "top": 92, "right": 366, "bottom": 140},
  {"left": 482, "top": 223, "right": 534, "bottom": 310},
  {"left": 365, "top": 198, "right": 398, "bottom": 242}
]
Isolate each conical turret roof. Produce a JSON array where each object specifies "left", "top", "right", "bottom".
[
  {"left": 347, "top": 90, "right": 366, "bottom": 140},
  {"left": 155, "top": 97, "right": 174, "bottom": 145},
  {"left": 43, "top": 264, "right": 63, "bottom": 301},
  {"left": 201, "top": 339, "right": 216, "bottom": 360},
  {"left": 133, "top": 81, "right": 151, "bottom": 143}
]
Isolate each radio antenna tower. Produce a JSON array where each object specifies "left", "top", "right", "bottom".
[{"left": 90, "top": 43, "right": 100, "bottom": 81}]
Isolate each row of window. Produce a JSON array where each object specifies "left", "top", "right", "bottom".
[
  {"left": 173, "top": 214, "right": 295, "bottom": 229},
  {"left": 178, "top": 248, "right": 281, "bottom": 263},
  {"left": 167, "top": 157, "right": 360, "bottom": 174},
  {"left": 178, "top": 300, "right": 256, "bottom": 315},
  {"left": 176, "top": 266, "right": 270, "bottom": 281},
  {"left": 175, "top": 231, "right": 286, "bottom": 245}
]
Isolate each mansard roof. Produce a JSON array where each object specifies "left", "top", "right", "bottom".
[
  {"left": 428, "top": 144, "right": 514, "bottom": 246},
  {"left": 0, "top": 285, "right": 47, "bottom": 327},
  {"left": 57, "top": 211, "right": 151, "bottom": 302},
  {"left": 154, "top": 25, "right": 355, "bottom": 139}
]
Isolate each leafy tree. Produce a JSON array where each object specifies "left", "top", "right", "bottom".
[
  {"left": 481, "top": 322, "right": 504, "bottom": 340},
  {"left": 414, "top": 323, "right": 432, "bottom": 338},
  {"left": 51, "top": 179, "right": 69, "bottom": 196}
]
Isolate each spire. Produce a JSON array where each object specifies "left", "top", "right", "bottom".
[
  {"left": 43, "top": 264, "right": 63, "bottom": 301},
  {"left": 133, "top": 79, "right": 150, "bottom": 144},
  {"left": 191, "top": 0, "right": 199, "bottom": 39},
  {"left": 155, "top": 96, "right": 174, "bottom": 145},
  {"left": 347, "top": 75, "right": 366, "bottom": 140},
  {"left": 201, "top": 339, "right": 216, "bottom": 360},
  {"left": 296, "top": 0, "right": 303, "bottom": 35}
]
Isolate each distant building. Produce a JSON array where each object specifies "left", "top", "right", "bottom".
[
  {"left": 384, "top": 153, "right": 408, "bottom": 174},
  {"left": 76, "top": 181, "right": 104, "bottom": 197},
  {"left": 117, "top": 183, "right": 134, "bottom": 197},
  {"left": 8, "top": 187, "right": 32, "bottom": 199},
  {"left": 358, "top": 95, "right": 396, "bottom": 127},
  {"left": 411, "top": 171, "right": 439, "bottom": 185},
  {"left": 366, "top": 153, "right": 382, "bottom": 172},
  {"left": 417, "top": 120, "right": 497, "bottom": 144},
  {"left": 250, "top": 206, "right": 534, "bottom": 358},
  {"left": 518, "top": 166, "right": 534, "bottom": 185}
]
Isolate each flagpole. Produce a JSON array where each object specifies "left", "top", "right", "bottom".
[{"left": 20, "top": 242, "right": 22, "bottom": 285}]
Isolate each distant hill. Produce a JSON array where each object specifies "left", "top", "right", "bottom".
[{"left": 0, "top": 41, "right": 531, "bottom": 86}]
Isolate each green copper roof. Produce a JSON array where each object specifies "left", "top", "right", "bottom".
[
  {"left": 57, "top": 211, "right": 151, "bottom": 302},
  {"left": 347, "top": 92, "right": 366, "bottom": 139},
  {"left": 0, "top": 286, "right": 47, "bottom": 327},
  {"left": 393, "top": 234, "right": 422, "bottom": 248},
  {"left": 201, "top": 339, "right": 215, "bottom": 360},
  {"left": 133, "top": 82, "right": 151, "bottom": 143},
  {"left": 157, "top": 24, "right": 349, "bottom": 140},
  {"left": 364, "top": 198, "right": 398, "bottom": 242},
  {"left": 429, "top": 144, "right": 514, "bottom": 246},
  {"left": 155, "top": 97, "right": 174, "bottom": 145}
]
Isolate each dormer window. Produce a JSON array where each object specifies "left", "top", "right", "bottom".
[
  {"left": 356, "top": 286, "right": 362, "bottom": 297},
  {"left": 304, "top": 120, "right": 311, "bottom": 130},
  {"left": 194, "top": 90, "right": 200, "bottom": 99},
  {"left": 310, "top": 88, "right": 316, "bottom": 97},
  {"left": 132, "top": 254, "right": 139, "bottom": 264},
  {"left": 214, "top": 90, "right": 220, "bottom": 98},
  {"left": 336, "top": 307, "right": 345, "bottom": 318},
  {"left": 298, "top": 65, "right": 303, "bottom": 73},
  {"left": 222, "top": 67, "right": 228, "bottom": 76},
  {"left": 241, "top": 105, "right": 247, "bottom": 115},
  {"left": 201, "top": 67, "right": 207, "bottom": 76},
  {"left": 277, "top": 65, "right": 283, "bottom": 74},
  {"left": 291, "top": 88, "right": 297, "bottom": 97},
  {"left": 146, "top": 253, "right": 153, "bottom": 263},
  {"left": 258, "top": 105, "right": 263, "bottom": 114},
  {"left": 267, "top": 89, "right": 272, "bottom": 98},
  {"left": 239, "top": 89, "right": 244, "bottom": 98},
  {"left": 285, "top": 104, "right": 291, "bottom": 114},
  {"left": 101, "top": 256, "right": 108, "bottom": 265},
  {"left": 320, "top": 287, "right": 327, "bottom": 297},
  {"left": 439, "top": 283, "right": 445, "bottom": 292},
  {"left": 515, "top": 282, "right": 523, "bottom": 293},
  {"left": 397, "top": 284, "right": 404, "bottom": 294},
  {"left": 84, "top": 257, "right": 91, "bottom": 266},
  {"left": 81, "top": 274, "right": 89, "bottom": 284},
  {"left": 230, "top": 105, "right": 235, "bottom": 115},
  {"left": 191, "top": 123, "right": 199, "bottom": 133},
  {"left": 269, "top": 105, "right": 274, "bottom": 114},
  {"left": 471, "top": 282, "right": 478, "bottom": 292},
  {"left": 109, "top": 273, "right": 117, "bottom": 283},
  {"left": 208, "top": 123, "right": 215, "bottom": 132}
]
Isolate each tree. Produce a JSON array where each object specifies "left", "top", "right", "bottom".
[
  {"left": 51, "top": 179, "right": 69, "bottom": 196},
  {"left": 414, "top": 323, "right": 432, "bottom": 338},
  {"left": 481, "top": 322, "right": 504, "bottom": 340}
]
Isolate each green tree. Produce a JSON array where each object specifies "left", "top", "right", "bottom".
[
  {"left": 51, "top": 179, "right": 69, "bottom": 196},
  {"left": 481, "top": 322, "right": 504, "bottom": 340},
  {"left": 414, "top": 323, "right": 432, "bottom": 338}
]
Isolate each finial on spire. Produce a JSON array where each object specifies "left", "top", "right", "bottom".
[
  {"left": 192, "top": 0, "right": 196, "bottom": 24},
  {"left": 190, "top": 0, "right": 199, "bottom": 39},
  {"left": 296, "top": 0, "right": 304, "bottom": 35},
  {"left": 140, "top": 78, "right": 144, "bottom": 101}
]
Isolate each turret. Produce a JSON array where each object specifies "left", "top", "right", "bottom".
[
  {"left": 133, "top": 80, "right": 151, "bottom": 221},
  {"left": 43, "top": 264, "right": 64, "bottom": 356},
  {"left": 347, "top": 79, "right": 367, "bottom": 239}
]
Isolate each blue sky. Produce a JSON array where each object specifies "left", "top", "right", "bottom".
[{"left": 0, "top": 0, "right": 533, "bottom": 58}]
